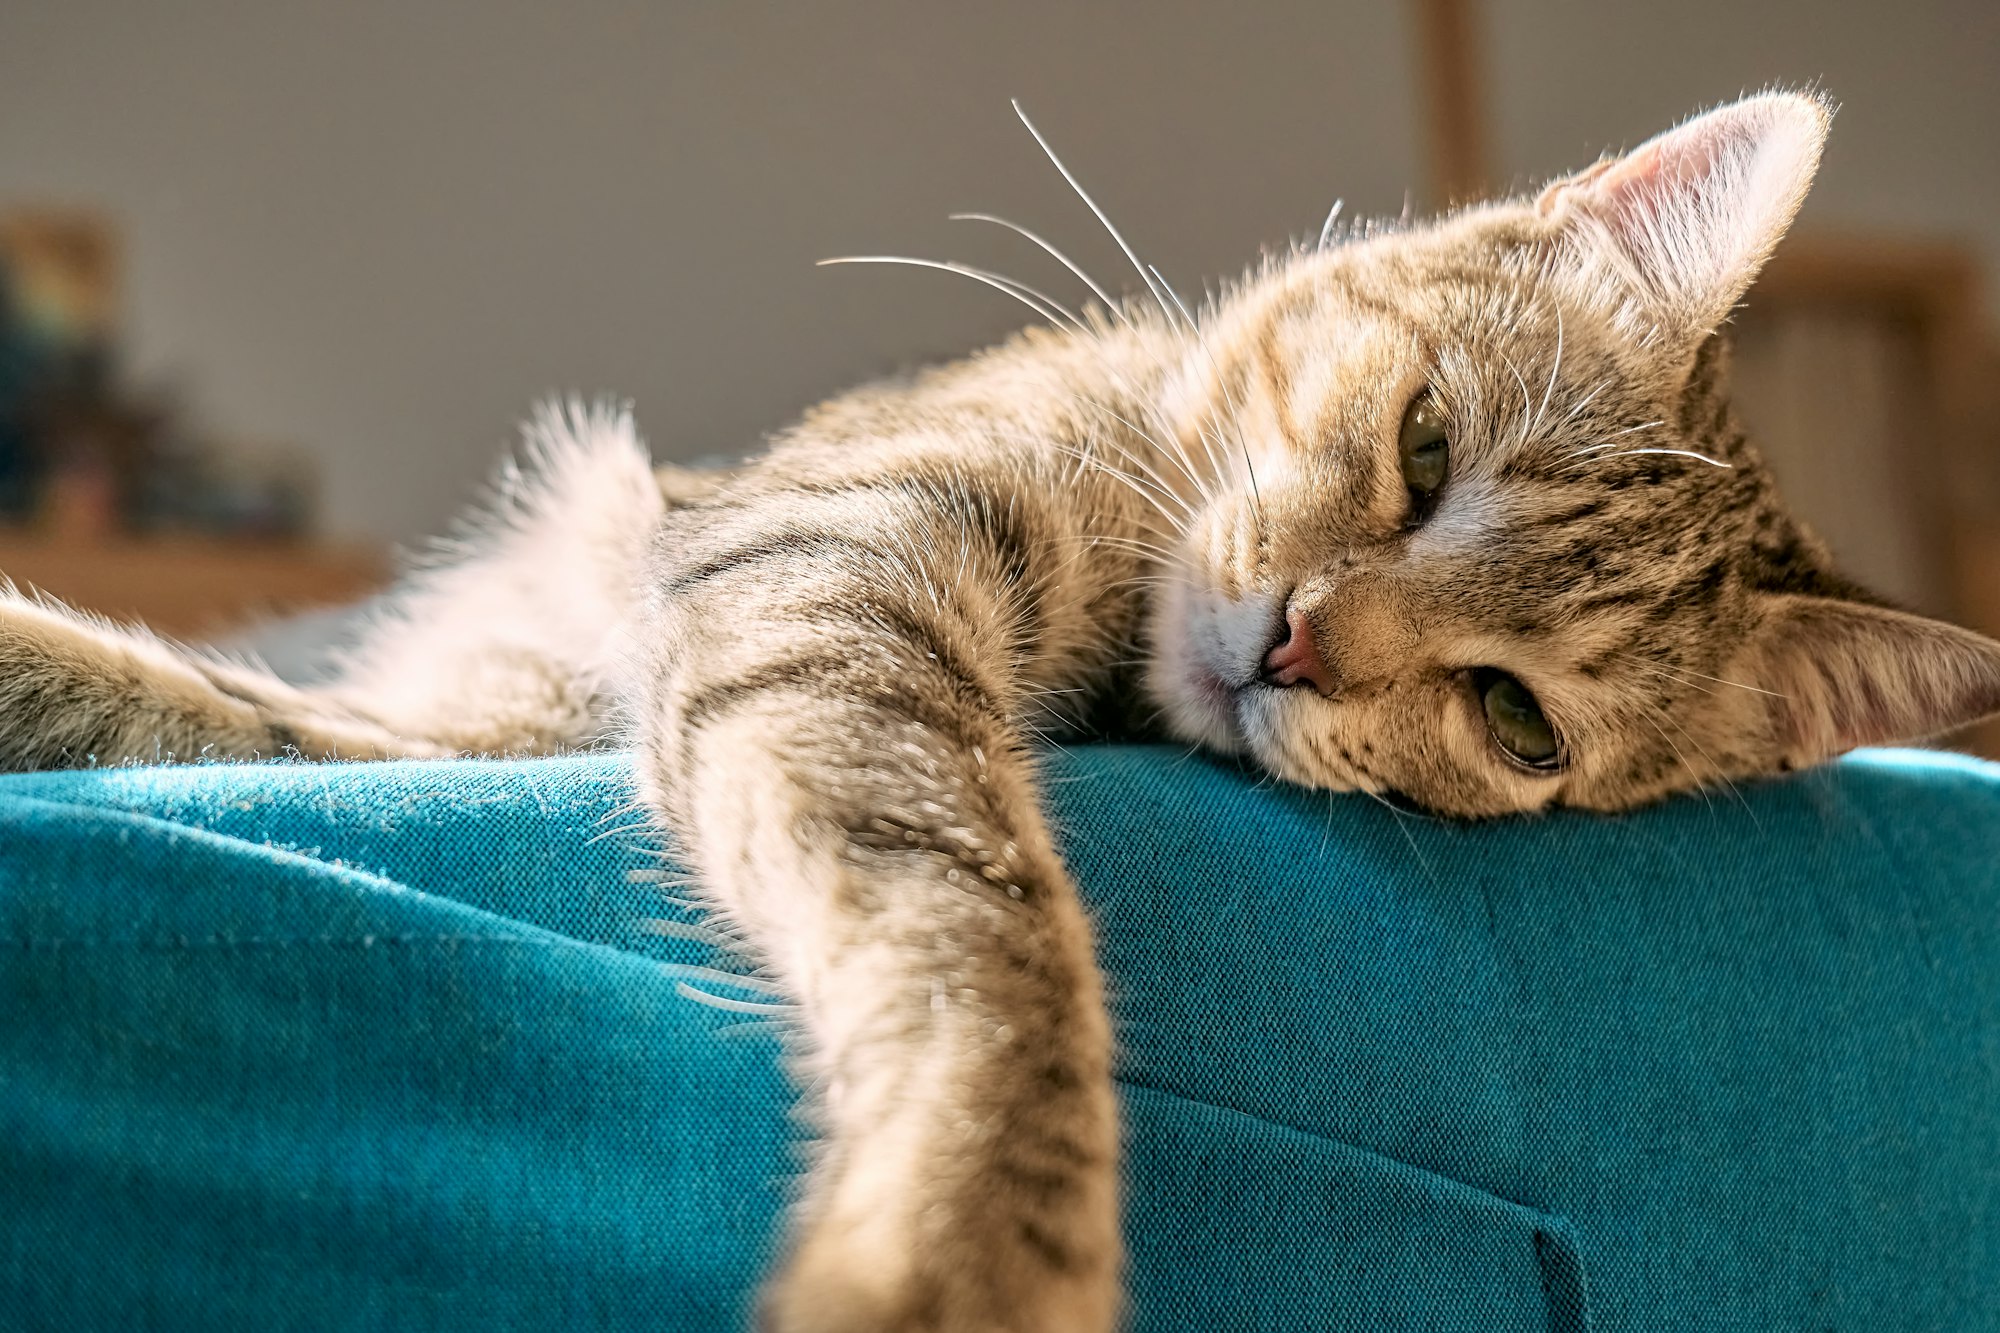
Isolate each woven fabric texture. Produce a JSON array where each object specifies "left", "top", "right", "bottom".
[{"left": 1, "top": 747, "right": 1995, "bottom": 1331}]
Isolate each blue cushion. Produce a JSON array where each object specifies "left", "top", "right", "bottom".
[{"left": 1, "top": 747, "right": 1995, "bottom": 1330}]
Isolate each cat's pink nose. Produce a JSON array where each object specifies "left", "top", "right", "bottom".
[{"left": 1261, "top": 608, "right": 1334, "bottom": 694}]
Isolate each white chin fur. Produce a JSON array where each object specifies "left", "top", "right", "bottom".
[{"left": 1141, "top": 572, "right": 1283, "bottom": 757}]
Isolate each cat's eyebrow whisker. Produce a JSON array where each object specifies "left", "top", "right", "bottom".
[
  {"left": 1559, "top": 419, "right": 1669, "bottom": 467},
  {"left": 1011, "top": 99, "right": 1184, "bottom": 334},
  {"left": 816, "top": 256, "right": 1084, "bottom": 332},
  {"left": 948, "top": 212, "right": 1126, "bottom": 323},
  {"left": 1570, "top": 420, "right": 1667, "bottom": 452},
  {"left": 1672, "top": 667, "right": 1785, "bottom": 698},
  {"left": 1572, "top": 447, "right": 1733, "bottom": 471},
  {"left": 1564, "top": 378, "right": 1610, "bottom": 423},
  {"left": 1616, "top": 657, "right": 1717, "bottom": 696}
]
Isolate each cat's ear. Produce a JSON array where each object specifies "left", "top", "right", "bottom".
[
  {"left": 1539, "top": 91, "right": 1832, "bottom": 346},
  {"left": 1733, "top": 594, "right": 2000, "bottom": 767}
]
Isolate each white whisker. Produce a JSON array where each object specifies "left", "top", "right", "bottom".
[
  {"left": 1012, "top": 99, "right": 1182, "bottom": 331},
  {"left": 948, "top": 212, "right": 1125, "bottom": 320},
  {"left": 816, "top": 256, "right": 1082, "bottom": 331},
  {"left": 1564, "top": 379, "right": 1610, "bottom": 422},
  {"left": 1578, "top": 448, "right": 1732, "bottom": 470}
]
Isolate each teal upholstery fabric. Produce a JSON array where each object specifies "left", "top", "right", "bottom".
[{"left": 1, "top": 748, "right": 1995, "bottom": 1331}]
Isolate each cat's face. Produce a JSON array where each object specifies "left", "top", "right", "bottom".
[{"left": 1143, "top": 93, "right": 2000, "bottom": 816}]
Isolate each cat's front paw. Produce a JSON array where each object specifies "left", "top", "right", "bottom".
[
  {"left": 757, "top": 1210, "right": 1120, "bottom": 1333},
  {"left": 752, "top": 1144, "right": 1120, "bottom": 1328}
]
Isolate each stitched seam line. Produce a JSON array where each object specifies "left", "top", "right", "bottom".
[{"left": 1115, "top": 1071, "right": 1558, "bottom": 1219}]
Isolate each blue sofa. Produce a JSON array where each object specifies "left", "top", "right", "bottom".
[{"left": 2, "top": 748, "right": 1995, "bottom": 1330}]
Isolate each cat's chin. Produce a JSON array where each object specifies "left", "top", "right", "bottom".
[
  {"left": 1141, "top": 582, "right": 1248, "bottom": 756},
  {"left": 1152, "top": 659, "right": 1248, "bottom": 757}
]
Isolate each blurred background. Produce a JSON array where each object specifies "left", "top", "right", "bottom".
[{"left": 1, "top": 0, "right": 1997, "bottom": 728}]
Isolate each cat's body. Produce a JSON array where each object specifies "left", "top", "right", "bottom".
[{"left": 4, "top": 94, "right": 1998, "bottom": 1331}]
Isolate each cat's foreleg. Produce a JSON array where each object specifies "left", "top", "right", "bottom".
[{"left": 637, "top": 498, "right": 1122, "bottom": 1333}]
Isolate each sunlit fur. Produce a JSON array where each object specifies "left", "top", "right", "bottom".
[
  {"left": 1145, "top": 91, "right": 2000, "bottom": 817},
  {"left": 0, "top": 94, "right": 1996, "bottom": 1333}
]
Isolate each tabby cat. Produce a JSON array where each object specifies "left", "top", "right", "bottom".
[{"left": 3, "top": 92, "right": 1996, "bottom": 1332}]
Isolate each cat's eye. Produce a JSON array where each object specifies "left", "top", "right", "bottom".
[
  {"left": 1398, "top": 393, "right": 1450, "bottom": 516},
  {"left": 1476, "top": 669, "right": 1561, "bottom": 768}
]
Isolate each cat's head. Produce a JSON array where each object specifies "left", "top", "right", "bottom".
[{"left": 1145, "top": 92, "right": 2000, "bottom": 816}]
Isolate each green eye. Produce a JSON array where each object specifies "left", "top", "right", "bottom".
[
  {"left": 1398, "top": 393, "right": 1450, "bottom": 508},
  {"left": 1477, "top": 670, "right": 1561, "bottom": 768}
]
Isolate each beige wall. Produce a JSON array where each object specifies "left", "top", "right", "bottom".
[
  {"left": 1, "top": 1, "right": 1993, "bottom": 542},
  {"left": 1488, "top": 0, "right": 2000, "bottom": 249}
]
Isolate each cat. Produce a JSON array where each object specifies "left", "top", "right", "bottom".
[{"left": 2, "top": 91, "right": 1997, "bottom": 1332}]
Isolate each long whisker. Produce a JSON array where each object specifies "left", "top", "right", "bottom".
[
  {"left": 1149, "top": 264, "right": 1198, "bottom": 331},
  {"left": 948, "top": 212, "right": 1125, "bottom": 321},
  {"left": 979, "top": 413, "right": 1203, "bottom": 523},
  {"left": 1065, "top": 443, "right": 1192, "bottom": 523},
  {"left": 816, "top": 255, "right": 1083, "bottom": 331},
  {"left": 1614, "top": 652, "right": 1787, "bottom": 699},
  {"left": 1569, "top": 420, "right": 1666, "bottom": 453},
  {"left": 1012, "top": 99, "right": 1182, "bottom": 331}
]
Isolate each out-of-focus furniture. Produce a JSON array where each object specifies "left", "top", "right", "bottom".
[{"left": 0, "top": 533, "right": 384, "bottom": 639}]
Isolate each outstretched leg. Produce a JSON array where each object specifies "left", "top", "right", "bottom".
[
  {"left": 636, "top": 473, "right": 1127, "bottom": 1333},
  {"left": 0, "top": 593, "right": 446, "bottom": 769}
]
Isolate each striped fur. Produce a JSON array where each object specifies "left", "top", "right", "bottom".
[{"left": 1, "top": 94, "right": 1996, "bottom": 1331}]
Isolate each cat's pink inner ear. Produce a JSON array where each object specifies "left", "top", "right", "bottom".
[
  {"left": 1742, "top": 595, "right": 2000, "bottom": 766},
  {"left": 1548, "top": 92, "right": 1832, "bottom": 338}
]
